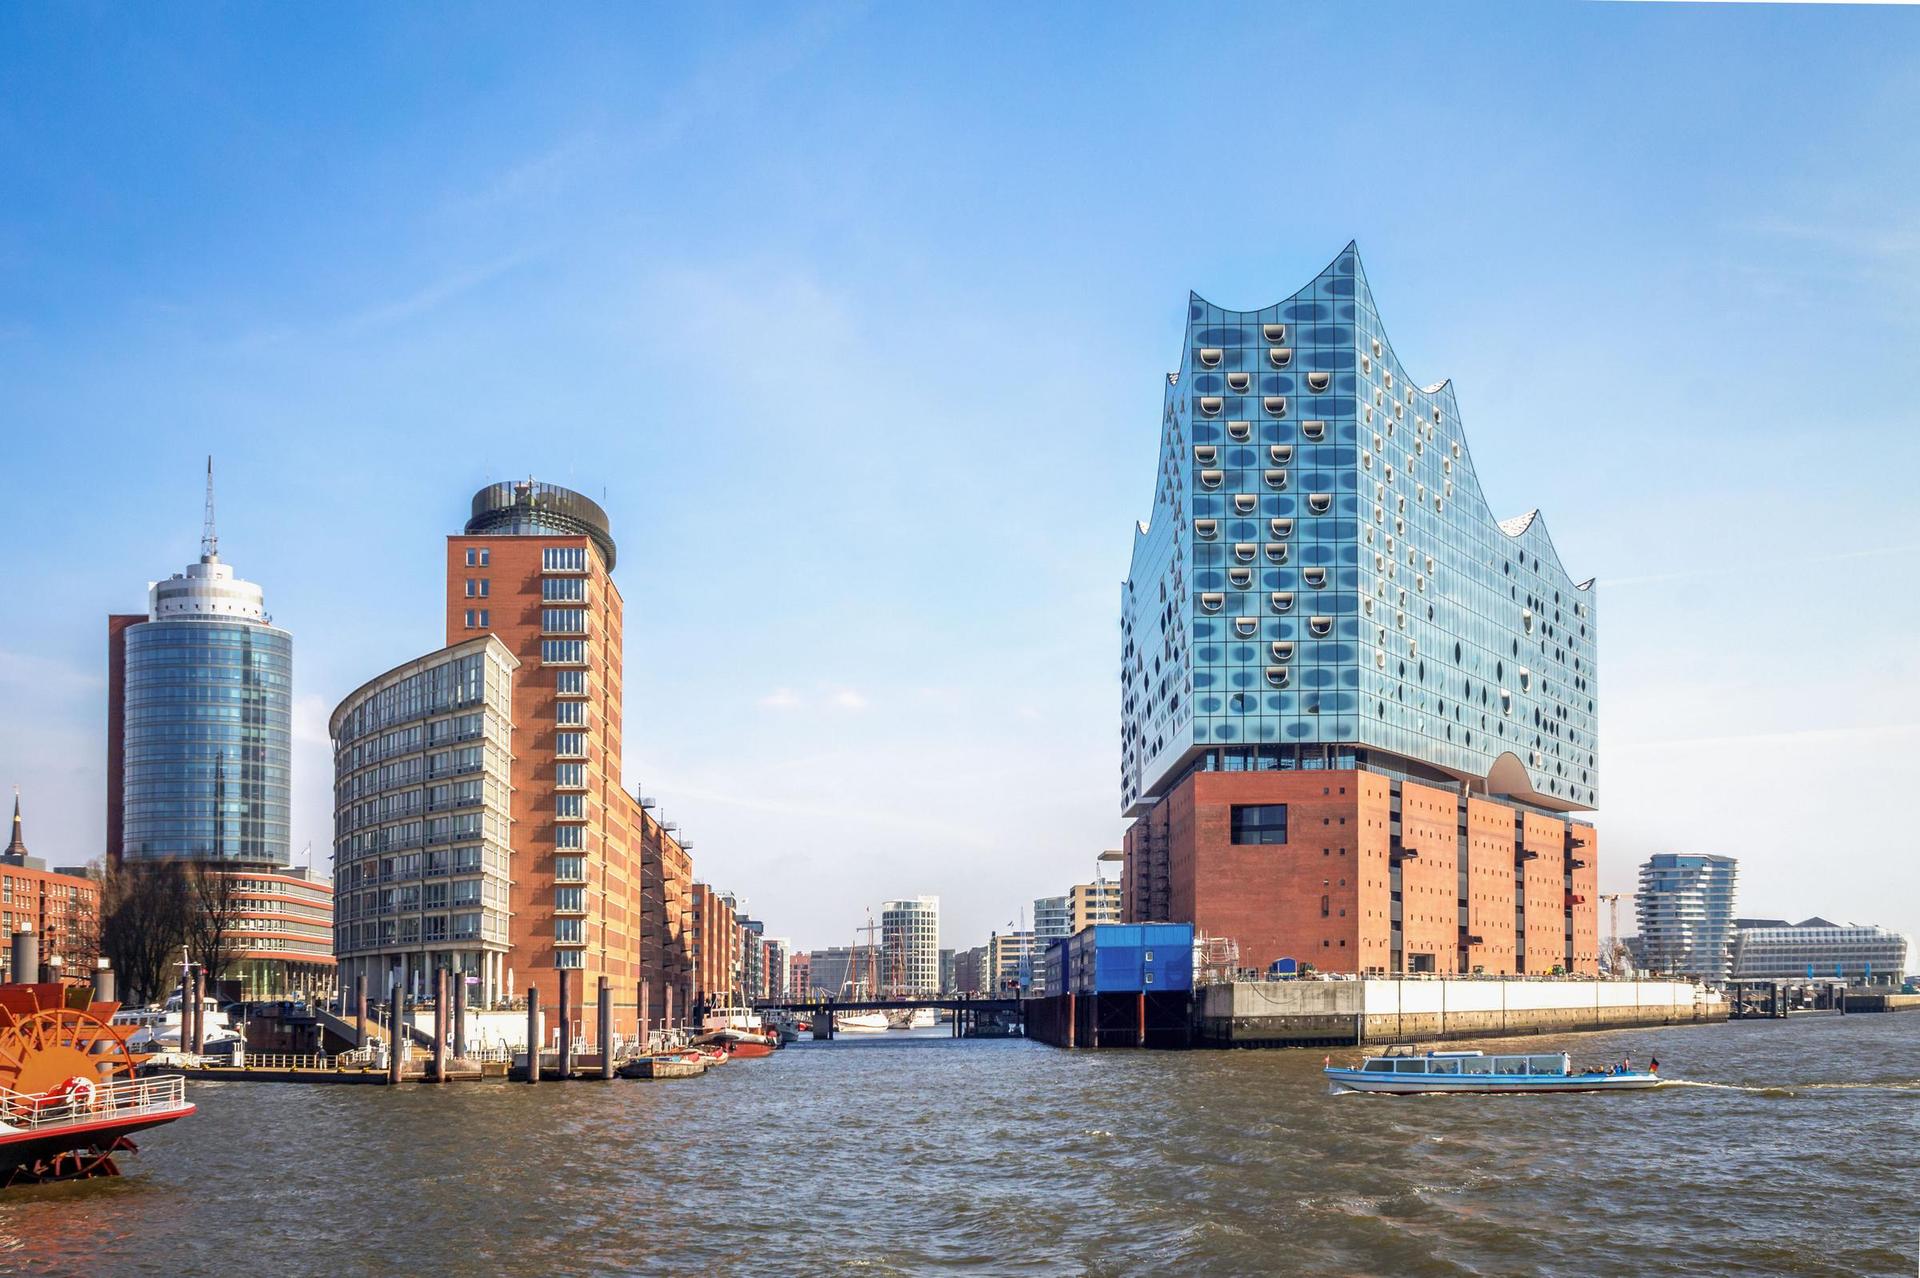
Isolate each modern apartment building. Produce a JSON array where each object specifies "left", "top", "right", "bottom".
[
  {"left": 802, "top": 945, "right": 867, "bottom": 999},
  {"left": 881, "top": 896, "right": 941, "bottom": 995},
  {"left": 953, "top": 945, "right": 988, "bottom": 996},
  {"left": 1119, "top": 245, "right": 1599, "bottom": 976},
  {"left": 330, "top": 636, "right": 518, "bottom": 1005},
  {"left": 1732, "top": 917, "right": 1905, "bottom": 984},
  {"left": 1069, "top": 880, "right": 1122, "bottom": 934},
  {"left": 1030, "top": 895, "right": 1071, "bottom": 995},
  {"left": 1637, "top": 854, "right": 1738, "bottom": 984},
  {"left": 987, "top": 931, "right": 1035, "bottom": 994},
  {"left": 225, "top": 865, "right": 336, "bottom": 1000}
]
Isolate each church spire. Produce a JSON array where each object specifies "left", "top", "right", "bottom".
[{"left": 5, "top": 788, "right": 25, "bottom": 860}]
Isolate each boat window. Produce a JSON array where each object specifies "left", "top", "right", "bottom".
[
  {"left": 1363, "top": 1060, "right": 1394, "bottom": 1073},
  {"left": 1429, "top": 1059, "right": 1461, "bottom": 1075},
  {"left": 1393, "top": 1059, "right": 1428, "bottom": 1074},
  {"left": 1460, "top": 1057, "right": 1492, "bottom": 1075},
  {"left": 1495, "top": 1056, "right": 1526, "bottom": 1075},
  {"left": 1529, "top": 1055, "right": 1564, "bottom": 1076}
]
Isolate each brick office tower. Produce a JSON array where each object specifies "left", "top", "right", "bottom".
[
  {"left": 1120, "top": 245, "right": 1598, "bottom": 977},
  {"left": 447, "top": 481, "right": 693, "bottom": 1033}
]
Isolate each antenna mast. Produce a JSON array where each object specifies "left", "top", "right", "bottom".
[{"left": 201, "top": 455, "right": 219, "bottom": 561}]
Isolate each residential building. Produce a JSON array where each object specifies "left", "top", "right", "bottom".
[
  {"left": 953, "top": 945, "right": 988, "bottom": 996},
  {"left": 1732, "top": 918, "right": 1908, "bottom": 985},
  {"left": 330, "top": 636, "right": 518, "bottom": 1005},
  {"left": 881, "top": 896, "right": 941, "bottom": 995},
  {"left": 804, "top": 945, "right": 868, "bottom": 998},
  {"left": 764, "top": 936, "right": 792, "bottom": 1001},
  {"left": 1031, "top": 895, "right": 1071, "bottom": 995},
  {"left": 1069, "top": 879, "right": 1122, "bottom": 934},
  {"left": 110, "top": 462, "right": 292, "bottom": 868},
  {"left": 1636, "top": 854, "right": 1738, "bottom": 985},
  {"left": 1, "top": 794, "right": 100, "bottom": 974},
  {"left": 1120, "top": 245, "right": 1599, "bottom": 976},
  {"left": 690, "top": 882, "right": 741, "bottom": 1005},
  {"left": 987, "top": 931, "right": 1035, "bottom": 995},
  {"left": 789, "top": 951, "right": 811, "bottom": 1000},
  {"left": 939, "top": 947, "right": 955, "bottom": 995}
]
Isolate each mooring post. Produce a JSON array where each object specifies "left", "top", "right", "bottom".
[
  {"left": 179, "top": 968, "right": 191, "bottom": 1045},
  {"left": 639, "top": 979, "right": 651, "bottom": 1049},
  {"left": 598, "top": 976, "right": 614, "bottom": 1080},
  {"left": 1066, "top": 993, "right": 1076, "bottom": 1049},
  {"left": 453, "top": 970, "right": 467, "bottom": 1059},
  {"left": 355, "top": 973, "right": 368, "bottom": 1048},
  {"left": 193, "top": 969, "right": 207, "bottom": 1055},
  {"left": 664, "top": 982, "right": 675, "bottom": 1033},
  {"left": 433, "top": 969, "right": 449, "bottom": 1083},
  {"left": 1136, "top": 991, "right": 1146, "bottom": 1049},
  {"left": 557, "top": 968, "right": 573, "bottom": 1081},
  {"left": 9, "top": 927, "right": 35, "bottom": 985},
  {"left": 525, "top": 985, "right": 540, "bottom": 1084},
  {"left": 388, "top": 983, "right": 405, "bottom": 1085}
]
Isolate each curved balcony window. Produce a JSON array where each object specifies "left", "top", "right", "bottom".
[
  {"left": 1200, "top": 469, "right": 1224, "bottom": 489},
  {"left": 1307, "top": 493, "right": 1333, "bottom": 514},
  {"left": 1302, "top": 420, "right": 1326, "bottom": 441},
  {"left": 1264, "top": 542, "right": 1289, "bottom": 564},
  {"left": 1268, "top": 347, "right": 1292, "bottom": 369},
  {"left": 1270, "top": 591, "right": 1295, "bottom": 614},
  {"left": 1233, "top": 542, "right": 1258, "bottom": 563},
  {"left": 1269, "top": 445, "right": 1293, "bottom": 466},
  {"left": 1194, "top": 518, "right": 1218, "bottom": 540},
  {"left": 1199, "top": 396, "right": 1224, "bottom": 416},
  {"left": 1263, "top": 396, "right": 1288, "bottom": 418},
  {"left": 1308, "top": 616, "right": 1333, "bottom": 637},
  {"left": 1200, "top": 592, "right": 1225, "bottom": 613},
  {"left": 1233, "top": 494, "right": 1258, "bottom": 514},
  {"left": 1306, "top": 372, "right": 1331, "bottom": 393},
  {"left": 1304, "top": 567, "right": 1327, "bottom": 588},
  {"left": 1266, "top": 666, "right": 1291, "bottom": 688},
  {"left": 1193, "top": 445, "right": 1217, "bottom": 464},
  {"left": 1262, "top": 323, "right": 1287, "bottom": 343},
  {"left": 1264, "top": 469, "right": 1288, "bottom": 490},
  {"left": 1228, "top": 567, "right": 1253, "bottom": 588},
  {"left": 1227, "top": 420, "right": 1251, "bottom": 441},
  {"left": 1519, "top": 668, "right": 1532, "bottom": 692},
  {"left": 1523, "top": 608, "right": 1535, "bottom": 634},
  {"left": 1270, "top": 641, "right": 1295, "bottom": 662},
  {"left": 1199, "top": 347, "right": 1223, "bottom": 368},
  {"left": 1269, "top": 517, "right": 1294, "bottom": 538},
  {"left": 1226, "top": 372, "right": 1251, "bottom": 392},
  {"left": 1234, "top": 616, "right": 1259, "bottom": 637}
]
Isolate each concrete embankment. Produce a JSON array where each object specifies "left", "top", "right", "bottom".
[
  {"left": 1843, "top": 991, "right": 1920, "bottom": 1013},
  {"left": 1194, "top": 979, "right": 1723, "bottom": 1048}
]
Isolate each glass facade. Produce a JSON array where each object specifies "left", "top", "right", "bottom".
[
  {"left": 1636, "top": 853, "right": 1739, "bottom": 985},
  {"left": 1122, "top": 244, "right": 1597, "bottom": 816},
  {"left": 121, "top": 620, "right": 292, "bottom": 863}
]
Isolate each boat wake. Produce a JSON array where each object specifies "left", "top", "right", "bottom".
[{"left": 1657, "top": 1078, "right": 1920, "bottom": 1097}]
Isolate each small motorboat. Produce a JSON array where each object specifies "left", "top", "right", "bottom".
[
  {"left": 1325, "top": 1046, "right": 1665, "bottom": 1094},
  {"left": 617, "top": 1054, "right": 706, "bottom": 1080}
]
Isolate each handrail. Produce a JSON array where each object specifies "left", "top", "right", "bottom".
[{"left": 0, "top": 1075, "right": 188, "bottom": 1131}]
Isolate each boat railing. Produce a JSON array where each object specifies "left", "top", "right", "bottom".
[{"left": 0, "top": 1074, "right": 189, "bottom": 1131}]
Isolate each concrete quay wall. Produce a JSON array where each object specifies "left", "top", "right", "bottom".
[{"left": 1195, "top": 979, "right": 1723, "bottom": 1048}]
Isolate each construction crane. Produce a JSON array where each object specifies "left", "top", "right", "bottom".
[{"left": 1598, "top": 893, "right": 1630, "bottom": 978}]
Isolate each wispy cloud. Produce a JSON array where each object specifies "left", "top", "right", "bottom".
[
  {"left": 759, "top": 688, "right": 802, "bottom": 710},
  {"left": 830, "top": 688, "right": 869, "bottom": 711},
  {"left": 343, "top": 250, "right": 539, "bottom": 331},
  {"left": 1605, "top": 543, "right": 1920, "bottom": 589}
]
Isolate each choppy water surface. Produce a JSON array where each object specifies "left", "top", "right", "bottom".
[{"left": 0, "top": 1014, "right": 1914, "bottom": 1276}]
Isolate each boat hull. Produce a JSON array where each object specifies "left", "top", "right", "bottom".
[
  {"left": 1325, "top": 1069, "right": 1662, "bottom": 1094},
  {"left": 617, "top": 1056, "right": 705, "bottom": 1080}
]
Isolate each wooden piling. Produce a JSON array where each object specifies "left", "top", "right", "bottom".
[
  {"left": 453, "top": 971, "right": 467, "bottom": 1059},
  {"left": 525, "top": 985, "right": 540, "bottom": 1084},
  {"left": 598, "top": 976, "right": 614, "bottom": 1080},
  {"left": 558, "top": 968, "right": 573, "bottom": 1080},
  {"left": 388, "top": 986, "right": 404, "bottom": 1085},
  {"left": 433, "top": 969, "right": 449, "bottom": 1083},
  {"left": 355, "top": 974, "right": 368, "bottom": 1048},
  {"left": 193, "top": 969, "right": 207, "bottom": 1055},
  {"left": 664, "top": 982, "right": 675, "bottom": 1033},
  {"left": 1137, "top": 991, "right": 1146, "bottom": 1048}
]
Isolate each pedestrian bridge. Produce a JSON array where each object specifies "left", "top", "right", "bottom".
[{"left": 751, "top": 997, "right": 1024, "bottom": 1039}]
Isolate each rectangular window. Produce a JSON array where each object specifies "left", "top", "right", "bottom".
[
  {"left": 555, "top": 793, "right": 584, "bottom": 818},
  {"left": 465, "top": 578, "right": 490, "bottom": 598},
  {"left": 543, "top": 546, "right": 587, "bottom": 572},
  {"left": 555, "top": 918, "right": 584, "bottom": 943},
  {"left": 540, "top": 640, "right": 586, "bottom": 666},
  {"left": 1230, "top": 804, "right": 1289, "bottom": 845},
  {"left": 554, "top": 669, "right": 586, "bottom": 695},
  {"left": 542, "top": 608, "right": 587, "bottom": 634},
  {"left": 464, "top": 547, "right": 491, "bottom": 568},
  {"left": 554, "top": 763, "right": 584, "bottom": 788},
  {"left": 555, "top": 700, "right": 585, "bottom": 726},
  {"left": 464, "top": 610, "right": 477, "bottom": 629},
  {"left": 556, "top": 949, "right": 584, "bottom": 969},
  {"left": 554, "top": 732, "right": 586, "bottom": 758},
  {"left": 541, "top": 577, "right": 586, "bottom": 602},
  {"left": 554, "top": 855, "right": 585, "bottom": 882},
  {"left": 554, "top": 825, "right": 583, "bottom": 848},
  {"left": 555, "top": 887, "right": 585, "bottom": 912}
]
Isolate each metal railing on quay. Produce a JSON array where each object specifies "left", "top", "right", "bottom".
[{"left": 1194, "top": 968, "right": 1681, "bottom": 987}]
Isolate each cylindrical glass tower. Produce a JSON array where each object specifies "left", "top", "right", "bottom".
[{"left": 121, "top": 551, "right": 293, "bottom": 866}]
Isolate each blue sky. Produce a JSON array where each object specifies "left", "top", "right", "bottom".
[{"left": 3, "top": 3, "right": 1917, "bottom": 958}]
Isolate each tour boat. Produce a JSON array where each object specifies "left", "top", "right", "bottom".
[
  {"left": 833, "top": 1010, "right": 890, "bottom": 1034},
  {"left": 125, "top": 994, "right": 244, "bottom": 1055},
  {"left": 1324, "top": 1046, "right": 1665, "bottom": 1094},
  {"left": 886, "top": 1007, "right": 937, "bottom": 1030}
]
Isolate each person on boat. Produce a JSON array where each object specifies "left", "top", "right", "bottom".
[{"left": 1649, "top": 1057, "right": 1659, "bottom": 1075}]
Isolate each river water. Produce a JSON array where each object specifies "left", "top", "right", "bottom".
[{"left": 0, "top": 1013, "right": 1914, "bottom": 1276}]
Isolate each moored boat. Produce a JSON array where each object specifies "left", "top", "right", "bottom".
[
  {"left": 1325, "top": 1046, "right": 1664, "bottom": 1095},
  {"left": 697, "top": 994, "right": 779, "bottom": 1058},
  {"left": 617, "top": 1053, "right": 706, "bottom": 1080},
  {"left": 834, "top": 1010, "right": 889, "bottom": 1034}
]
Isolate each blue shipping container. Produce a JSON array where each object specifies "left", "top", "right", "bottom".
[{"left": 1064, "top": 923, "right": 1194, "bottom": 994}]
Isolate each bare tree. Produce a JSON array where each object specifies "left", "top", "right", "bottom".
[
  {"left": 183, "top": 864, "right": 245, "bottom": 992},
  {"left": 100, "top": 860, "right": 190, "bottom": 1005}
]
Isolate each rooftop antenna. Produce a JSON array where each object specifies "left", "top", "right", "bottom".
[{"left": 201, "top": 455, "right": 219, "bottom": 562}]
